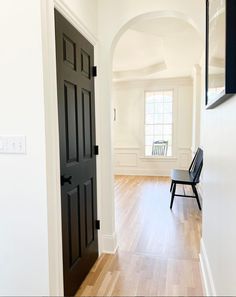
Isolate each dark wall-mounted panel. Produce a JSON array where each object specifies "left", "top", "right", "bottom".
[{"left": 206, "top": 0, "right": 236, "bottom": 109}]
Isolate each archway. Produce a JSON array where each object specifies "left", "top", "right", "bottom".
[
  {"left": 95, "top": 1, "right": 205, "bottom": 255},
  {"left": 111, "top": 10, "right": 202, "bottom": 55},
  {"left": 110, "top": 10, "right": 204, "bottom": 251}
]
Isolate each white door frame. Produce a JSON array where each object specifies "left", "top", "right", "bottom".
[{"left": 41, "top": 0, "right": 101, "bottom": 295}]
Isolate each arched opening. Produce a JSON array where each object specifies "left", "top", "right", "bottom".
[
  {"left": 111, "top": 10, "right": 202, "bottom": 56},
  {"left": 110, "top": 10, "right": 204, "bottom": 281}
]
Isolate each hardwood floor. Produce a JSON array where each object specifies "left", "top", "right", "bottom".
[{"left": 76, "top": 176, "right": 203, "bottom": 296}]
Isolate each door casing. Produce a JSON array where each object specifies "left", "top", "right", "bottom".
[{"left": 41, "top": 1, "right": 101, "bottom": 295}]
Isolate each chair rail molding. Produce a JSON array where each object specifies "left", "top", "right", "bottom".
[{"left": 113, "top": 147, "right": 192, "bottom": 176}]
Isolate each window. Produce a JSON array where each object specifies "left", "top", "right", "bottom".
[{"left": 145, "top": 90, "right": 173, "bottom": 157}]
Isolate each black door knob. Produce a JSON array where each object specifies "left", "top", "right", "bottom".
[{"left": 61, "top": 175, "right": 72, "bottom": 186}]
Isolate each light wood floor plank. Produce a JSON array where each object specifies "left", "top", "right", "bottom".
[{"left": 76, "top": 176, "right": 203, "bottom": 296}]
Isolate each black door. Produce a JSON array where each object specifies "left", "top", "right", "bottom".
[{"left": 55, "top": 10, "right": 98, "bottom": 296}]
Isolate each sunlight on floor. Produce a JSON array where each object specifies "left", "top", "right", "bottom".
[{"left": 76, "top": 176, "right": 203, "bottom": 296}]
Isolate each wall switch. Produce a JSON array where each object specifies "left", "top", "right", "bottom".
[{"left": 0, "top": 135, "right": 26, "bottom": 154}]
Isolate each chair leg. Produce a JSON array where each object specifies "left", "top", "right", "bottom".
[
  {"left": 192, "top": 185, "right": 201, "bottom": 211},
  {"left": 170, "top": 182, "right": 176, "bottom": 209},
  {"left": 170, "top": 180, "right": 174, "bottom": 192}
]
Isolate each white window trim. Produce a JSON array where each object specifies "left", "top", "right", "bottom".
[{"left": 141, "top": 88, "right": 178, "bottom": 159}]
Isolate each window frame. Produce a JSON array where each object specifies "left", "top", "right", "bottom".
[{"left": 142, "top": 88, "right": 177, "bottom": 159}]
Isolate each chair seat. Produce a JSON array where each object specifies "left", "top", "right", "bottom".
[{"left": 171, "top": 169, "right": 195, "bottom": 184}]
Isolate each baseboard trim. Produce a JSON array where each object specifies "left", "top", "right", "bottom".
[
  {"left": 102, "top": 232, "right": 118, "bottom": 254},
  {"left": 199, "top": 239, "right": 216, "bottom": 296}
]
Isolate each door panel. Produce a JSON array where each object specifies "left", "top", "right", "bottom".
[
  {"left": 67, "top": 187, "right": 81, "bottom": 266},
  {"left": 84, "top": 179, "right": 94, "bottom": 246},
  {"left": 64, "top": 82, "right": 79, "bottom": 164},
  {"left": 55, "top": 10, "right": 98, "bottom": 296},
  {"left": 82, "top": 89, "right": 92, "bottom": 159},
  {"left": 63, "top": 35, "right": 76, "bottom": 70},
  {"left": 81, "top": 49, "right": 91, "bottom": 78}
]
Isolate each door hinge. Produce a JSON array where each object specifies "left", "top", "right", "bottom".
[
  {"left": 96, "top": 220, "right": 100, "bottom": 230},
  {"left": 94, "top": 145, "right": 99, "bottom": 156},
  {"left": 92, "top": 66, "right": 97, "bottom": 77}
]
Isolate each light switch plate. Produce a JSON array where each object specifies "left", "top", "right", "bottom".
[{"left": 0, "top": 135, "right": 26, "bottom": 154}]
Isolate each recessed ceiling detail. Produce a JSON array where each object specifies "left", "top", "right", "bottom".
[
  {"left": 113, "top": 17, "right": 204, "bottom": 81},
  {"left": 113, "top": 62, "right": 167, "bottom": 81}
]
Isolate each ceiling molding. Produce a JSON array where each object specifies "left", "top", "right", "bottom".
[
  {"left": 210, "top": 57, "right": 224, "bottom": 69},
  {"left": 113, "top": 62, "right": 167, "bottom": 81},
  {"left": 112, "top": 76, "right": 193, "bottom": 88}
]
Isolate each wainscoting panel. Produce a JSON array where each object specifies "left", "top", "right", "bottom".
[
  {"left": 114, "top": 151, "right": 138, "bottom": 167},
  {"left": 178, "top": 148, "right": 192, "bottom": 169},
  {"left": 114, "top": 147, "right": 192, "bottom": 176}
]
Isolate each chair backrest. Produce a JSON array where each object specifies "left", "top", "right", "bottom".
[
  {"left": 152, "top": 140, "right": 168, "bottom": 156},
  {"left": 189, "top": 148, "right": 203, "bottom": 183}
]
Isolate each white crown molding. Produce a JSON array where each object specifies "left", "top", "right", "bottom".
[
  {"left": 210, "top": 56, "right": 224, "bottom": 69},
  {"left": 114, "top": 146, "right": 140, "bottom": 150},
  {"left": 113, "top": 62, "right": 167, "bottom": 80},
  {"left": 113, "top": 76, "right": 193, "bottom": 87},
  {"left": 54, "top": 0, "right": 97, "bottom": 45}
]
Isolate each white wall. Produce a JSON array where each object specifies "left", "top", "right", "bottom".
[
  {"left": 0, "top": 1, "right": 49, "bottom": 295},
  {"left": 200, "top": 66, "right": 236, "bottom": 295},
  {"left": 0, "top": 0, "right": 98, "bottom": 295},
  {"left": 113, "top": 78, "right": 193, "bottom": 175}
]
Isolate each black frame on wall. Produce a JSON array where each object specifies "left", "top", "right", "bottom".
[{"left": 206, "top": 0, "right": 236, "bottom": 109}]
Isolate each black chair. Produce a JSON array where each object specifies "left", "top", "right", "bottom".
[{"left": 170, "top": 148, "right": 203, "bottom": 210}]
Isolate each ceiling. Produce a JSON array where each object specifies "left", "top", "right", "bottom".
[{"left": 113, "top": 17, "right": 204, "bottom": 81}]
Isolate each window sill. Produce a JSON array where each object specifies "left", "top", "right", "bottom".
[{"left": 140, "top": 156, "right": 177, "bottom": 162}]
